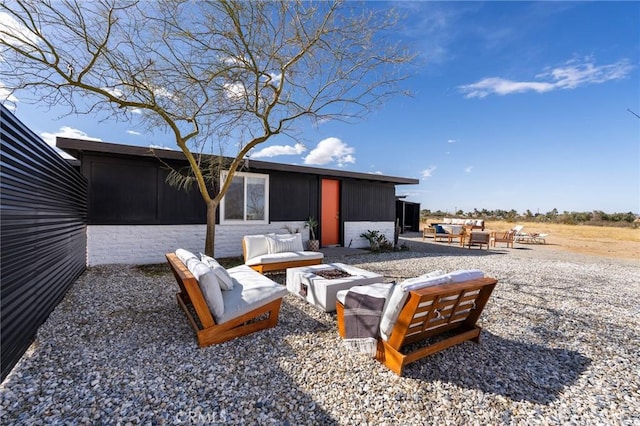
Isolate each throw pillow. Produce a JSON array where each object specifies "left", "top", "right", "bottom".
[
  {"left": 434, "top": 225, "right": 446, "bottom": 234},
  {"left": 185, "top": 258, "right": 224, "bottom": 319},
  {"left": 268, "top": 234, "right": 301, "bottom": 253},
  {"left": 198, "top": 271, "right": 225, "bottom": 320},
  {"left": 201, "top": 254, "right": 234, "bottom": 291}
]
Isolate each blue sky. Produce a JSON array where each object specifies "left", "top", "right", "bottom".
[{"left": 3, "top": 1, "right": 639, "bottom": 214}]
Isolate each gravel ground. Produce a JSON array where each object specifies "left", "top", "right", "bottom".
[{"left": 1, "top": 236, "right": 639, "bottom": 425}]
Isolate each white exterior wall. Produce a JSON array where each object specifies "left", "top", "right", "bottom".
[
  {"left": 87, "top": 221, "right": 307, "bottom": 266},
  {"left": 343, "top": 221, "right": 395, "bottom": 249}
]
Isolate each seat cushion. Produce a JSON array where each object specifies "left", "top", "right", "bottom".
[
  {"left": 217, "top": 265, "right": 288, "bottom": 324},
  {"left": 245, "top": 251, "right": 324, "bottom": 266}
]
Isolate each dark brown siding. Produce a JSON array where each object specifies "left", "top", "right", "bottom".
[
  {"left": 342, "top": 180, "right": 395, "bottom": 221},
  {"left": 1, "top": 105, "right": 87, "bottom": 381}
]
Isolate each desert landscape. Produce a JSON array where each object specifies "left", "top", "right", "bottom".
[{"left": 422, "top": 219, "right": 640, "bottom": 262}]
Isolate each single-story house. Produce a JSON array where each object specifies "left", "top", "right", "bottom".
[{"left": 57, "top": 138, "right": 419, "bottom": 265}]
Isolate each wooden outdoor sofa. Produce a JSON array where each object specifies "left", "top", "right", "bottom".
[
  {"left": 166, "top": 252, "right": 287, "bottom": 346},
  {"left": 242, "top": 233, "right": 324, "bottom": 274},
  {"left": 336, "top": 271, "right": 497, "bottom": 375}
]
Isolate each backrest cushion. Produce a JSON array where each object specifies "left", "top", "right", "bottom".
[
  {"left": 175, "top": 248, "right": 197, "bottom": 264},
  {"left": 267, "top": 233, "right": 304, "bottom": 253},
  {"left": 379, "top": 270, "right": 446, "bottom": 341},
  {"left": 185, "top": 258, "right": 224, "bottom": 319},
  {"left": 243, "top": 234, "right": 272, "bottom": 260},
  {"left": 447, "top": 269, "right": 484, "bottom": 283},
  {"left": 201, "top": 254, "right": 234, "bottom": 291}
]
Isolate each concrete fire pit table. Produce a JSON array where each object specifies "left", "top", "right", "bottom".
[{"left": 285, "top": 263, "right": 384, "bottom": 312}]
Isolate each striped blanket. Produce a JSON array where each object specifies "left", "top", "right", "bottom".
[{"left": 343, "top": 291, "right": 386, "bottom": 358}]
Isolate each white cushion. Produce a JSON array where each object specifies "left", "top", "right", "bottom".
[
  {"left": 201, "top": 254, "right": 234, "bottom": 291},
  {"left": 379, "top": 270, "right": 446, "bottom": 341},
  {"left": 267, "top": 233, "right": 304, "bottom": 253},
  {"left": 175, "top": 248, "right": 197, "bottom": 264},
  {"left": 447, "top": 269, "right": 484, "bottom": 283},
  {"left": 244, "top": 251, "right": 324, "bottom": 266},
  {"left": 218, "top": 265, "right": 288, "bottom": 324},
  {"left": 243, "top": 234, "right": 272, "bottom": 260},
  {"left": 185, "top": 258, "right": 224, "bottom": 319},
  {"left": 400, "top": 274, "right": 451, "bottom": 291},
  {"left": 336, "top": 282, "right": 394, "bottom": 306}
]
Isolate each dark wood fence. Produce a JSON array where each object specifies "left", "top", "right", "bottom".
[{"left": 1, "top": 105, "right": 87, "bottom": 381}]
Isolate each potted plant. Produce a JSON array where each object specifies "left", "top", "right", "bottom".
[{"left": 304, "top": 216, "right": 320, "bottom": 251}]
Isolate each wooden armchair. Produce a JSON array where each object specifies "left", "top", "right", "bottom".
[
  {"left": 461, "top": 231, "right": 491, "bottom": 249},
  {"left": 166, "top": 253, "right": 286, "bottom": 346},
  {"left": 491, "top": 230, "right": 515, "bottom": 248},
  {"left": 336, "top": 276, "right": 498, "bottom": 375}
]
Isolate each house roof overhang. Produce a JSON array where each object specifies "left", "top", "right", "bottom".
[{"left": 57, "top": 138, "right": 419, "bottom": 185}]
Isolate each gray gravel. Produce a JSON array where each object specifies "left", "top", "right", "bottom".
[{"left": 2, "top": 235, "right": 639, "bottom": 425}]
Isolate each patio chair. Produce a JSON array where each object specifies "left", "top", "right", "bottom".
[
  {"left": 461, "top": 231, "right": 491, "bottom": 249},
  {"left": 491, "top": 230, "right": 515, "bottom": 248},
  {"left": 166, "top": 252, "right": 287, "bottom": 346},
  {"left": 512, "top": 225, "right": 527, "bottom": 242},
  {"left": 335, "top": 270, "right": 498, "bottom": 375}
]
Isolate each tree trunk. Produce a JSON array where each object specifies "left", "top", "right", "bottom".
[{"left": 205, "top": 200, "right": 217, "bottom": 257}]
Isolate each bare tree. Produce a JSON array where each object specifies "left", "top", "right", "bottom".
[{"left": 0, "top": 0, "right": 414, "bottom": 256}]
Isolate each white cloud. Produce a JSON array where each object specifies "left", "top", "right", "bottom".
[
  {"left": 0, "top": 12, "right": 40, "bottom": 50},
  {"left": 447, "top": 139, "right": 456, "bottom": 144},
  {"left": 368, "top": 171, "right": 384, "bottom": 175},
  {"left": 421, "top": 166, "right": 436, "bottom": 178},
  {"left": 464, "top": 166, "right": 473, "bottom": 173},
  {"left": 459, "top": 58, "right": 633, "bottom": 98},
  {"left": 251, "top": 142, "right": 306, "bottom": 158},
  {"left": 303, "top": 137, "right": 356, "bottom": 166},
  {"left": 224, "top": 82, "right": 246, "bottom": 100},
  {"left": 40, "top": 126, "right": 102, "bottom": 159},
  {"left": 127, "top": 130, "right": 141, "bottom": 135}
]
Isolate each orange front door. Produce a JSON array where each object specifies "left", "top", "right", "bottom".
[{"left": 321, "top": 179, "right": 340, "bottom": 247}]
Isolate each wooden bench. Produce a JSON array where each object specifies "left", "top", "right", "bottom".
[
  {"left": 337, "top": 277, "right": 497, "bottom": 375},
  {"left": 166, "top": 253, "right": 285, "bottom": 346}
]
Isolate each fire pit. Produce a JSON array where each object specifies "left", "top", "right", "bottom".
[
  {"left": 312, "top": 268, "right": 353, "bottom": 280},
  {"left": 285, "top": 263, "right": 384, "bottom": 312}
]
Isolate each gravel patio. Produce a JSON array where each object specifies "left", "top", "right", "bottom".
[{"left": 1, "top": 235, "right": 638, "bottom": 424}]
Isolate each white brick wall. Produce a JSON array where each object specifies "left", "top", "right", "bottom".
[
  {"left": 343, "top": 221, "right": 395, "bottom": 249},
  {"left": 87, "top": 221, "right": 308, "bottom": 266}
]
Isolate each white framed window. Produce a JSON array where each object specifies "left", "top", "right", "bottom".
[{"left": 220, "top": 171, "right": 269, "bottom": 224}]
